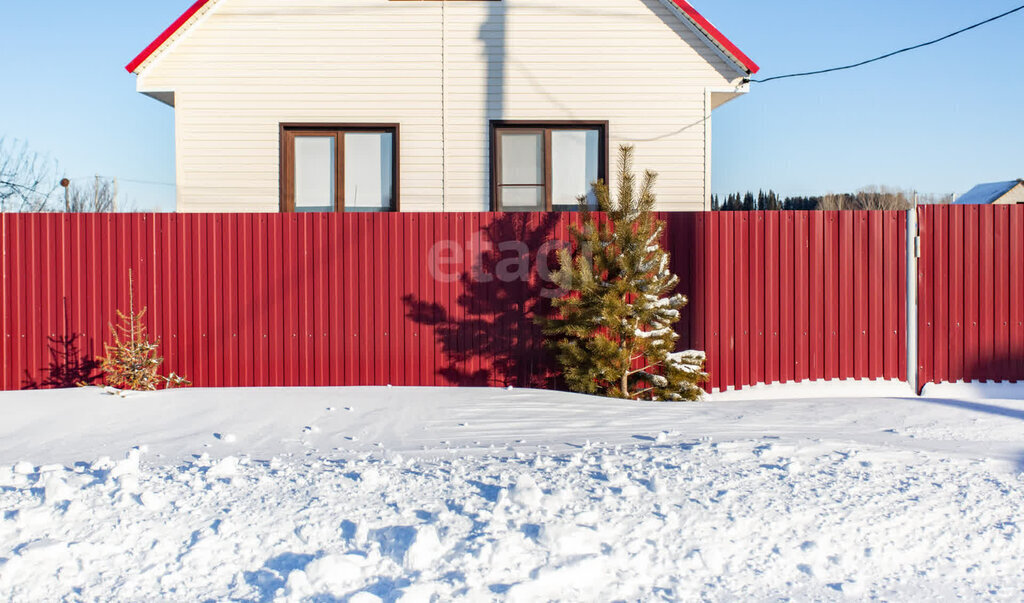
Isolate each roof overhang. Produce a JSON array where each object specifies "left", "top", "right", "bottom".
[
  {"left": 708, "top": 83, "right": 751, "bottom": 109},
  {"left": 666, "top": 0, "right": 759, "bottom": 75},
  {"left": 126, "top": 0, "right": 758, "bottom": 77},
  {"left": 126, "top": 0, "right": 217, "bottom": 74}
]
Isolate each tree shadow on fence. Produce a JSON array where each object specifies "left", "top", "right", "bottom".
[
  {"left": 22, "top": 300, "right": 100, "bottom": 390},
  {"left": 403, "top": 212, "right": 564, "bottom": 388},
  {"left": 22, "top": 332, "right": 100, "bottom": 390}
]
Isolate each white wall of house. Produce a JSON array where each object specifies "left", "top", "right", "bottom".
[{"left": 136, "top": 0, "right": 746, "bottom": 212}]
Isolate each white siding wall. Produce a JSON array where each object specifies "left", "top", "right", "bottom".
[{"left": 137, "top": 0, "right": 743, "bottom": 212}]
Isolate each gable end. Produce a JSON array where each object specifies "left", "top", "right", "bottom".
[{"left": 124, "top": 0, "right": 758, "bottom": 75}]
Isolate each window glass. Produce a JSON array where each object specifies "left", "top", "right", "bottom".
[
  {"left": 499, "top": 186, "right": 545, "bottom": 210},
  {"left": 500, "top": 133, "right": 543, "bottom": 185},
  {"left": 492, "top": 124, "right": 605, "bottom": 212},
  {"left": 284, "top": 126, "right": 397, "bottom": 213},
  {"left": 344, "top": 132, "right": 394, "bottom": 212},
  {"left": 293, "top": 136, "right": 335, "bottom": 212},
  {"left": 552, "top": 129, "right": 599, "bottom": 208}
]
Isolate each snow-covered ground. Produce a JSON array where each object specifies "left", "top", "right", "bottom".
[{"left": 1, "top": 382, "right": 1023, "bottom": 601}]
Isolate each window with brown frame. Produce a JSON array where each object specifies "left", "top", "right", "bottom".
[
  {"left": 491, "top": 121, "right": 608, "bottom": 212},
  {"left": 280, "top": 124, "right": 399, "bottom": 213}
]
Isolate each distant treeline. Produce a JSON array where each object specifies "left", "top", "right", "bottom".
[
  {"left": 712, "top": 187, "right": 953, "bottom": 211},
  {"left": 711, "top": 190, "right": 807, "bottom": 211}
]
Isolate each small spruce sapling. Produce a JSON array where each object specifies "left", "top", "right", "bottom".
[
  {"left": 98, "top": 270, "right": 190, "bottom": 391},
  {"left": 539, "top": 145, "right": 707, "bottom": 401}
]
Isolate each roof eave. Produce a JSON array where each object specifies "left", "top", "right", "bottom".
[
  {"left": 125, "top": 0, "right": 215, "bottom": 74},
  {"left": 669, "top": 0, "right": 759, "bottom": 75}
]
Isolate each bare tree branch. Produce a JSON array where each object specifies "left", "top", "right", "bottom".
[
  {"left": 815, "top": 186, "right": 913, "bottom": 211},
  {"left": 66, "top": 179, "right": 117, "bottom": 212},
  {"left": 0, "top": 137, "right": 59, "bottom": 212}
]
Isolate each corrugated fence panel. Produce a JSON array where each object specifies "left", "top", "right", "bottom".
[
  {"left": 918, "top": 204, "right": 1024, "bottom": 387},
  {"left": 684, "top": 210, "right": 906, "bottom": 392},
  {"left": 2, "top": 210, "right": 915, "bottom": 393}
]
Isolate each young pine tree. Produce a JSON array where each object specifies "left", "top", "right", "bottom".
[
  {"left": 540, "top": 145, "right": 707, "bottom": 401},
  {"left": 98, "top": 271, "right": 190, "bottom": 391}
]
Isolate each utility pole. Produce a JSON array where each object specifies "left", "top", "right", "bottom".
[
  {"left": 94, "top": 175, "right": 100, "bottom": 212},
  {"left": 60, "top": 178, "right": 70, "bottom": 212},
  {"left": 113, "top": 177, "right": 119, "bottom": 213}
]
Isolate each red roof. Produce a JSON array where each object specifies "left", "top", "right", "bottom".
[
  {"left": 125, "top": 0, "right": 213, "bottom": 74},
  {"left": 670, "top": 0, "right": 759, "bottom": 74},
  {"left": 126, "top": 0, "right": 758, "bottom": 75}
]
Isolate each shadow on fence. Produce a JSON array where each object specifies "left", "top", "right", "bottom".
[
  {"left": 403, "top": 212, "right": 562, "bottom": 388},
  {"left": 22, "top": 301, "right": 101, "bottom": 390},
  {"left": 965, "top": 354, "right": 1024, "bottom": 384},
  {"left": 22, "top": 332, "right": 100, "bottom": 390}
]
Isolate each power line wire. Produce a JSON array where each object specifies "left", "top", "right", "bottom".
[
  {"left": 117, "top": 178, "right": 176, "bottom": 187},
  {"left": 751, "top": 3, "right": 1024, "bottom": 84},
  {"left": 67, "top": 176, "right": 175, "bottom": 187}
]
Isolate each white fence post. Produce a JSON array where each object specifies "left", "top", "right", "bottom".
[{"left": 906, "top": 207, "right": 919, "bottom": 394}]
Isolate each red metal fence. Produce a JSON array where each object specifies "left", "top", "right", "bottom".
[
  {"left": 674, "top": 211, "right": 907, "bottom": 391},
  {"left": 917, "top": 204, "right": 1024, "bottom": 386},
  {"left": 1, "top": 211, "right": 910, "bottom": 392}
]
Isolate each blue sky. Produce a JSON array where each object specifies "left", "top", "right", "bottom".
[
  {"left": 710, "top": 0, "right": 1023, "bottom": 200},
  {"left": 1, "top": 1, "right": 1021, "bottom": 211}
]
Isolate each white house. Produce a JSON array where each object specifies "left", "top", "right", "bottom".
[{"left": 126, "top": 0, "right": 758, "bottom": 213}]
